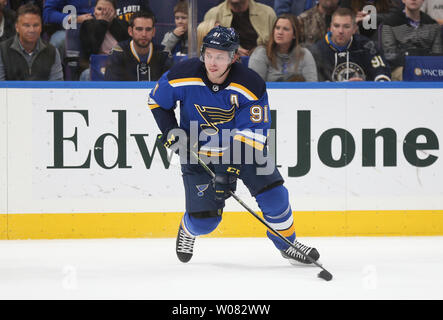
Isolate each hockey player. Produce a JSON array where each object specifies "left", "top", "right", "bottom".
[
  {"left": 148, "top": 26, "right": 320, "bottom": 266},
  {"left": 310, "top": 7, "right": 391, "bottom": 82}
]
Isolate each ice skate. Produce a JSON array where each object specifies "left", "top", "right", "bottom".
[
  {"left": 176, "top": 223, "right": 196, "bottom": 263},
  {"left": 281, "top": 240, "right": 320, "bottom": 265}
]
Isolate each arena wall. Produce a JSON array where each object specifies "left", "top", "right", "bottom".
[{"left": 0, "top": 82, "right": 442, "bottom": 239}]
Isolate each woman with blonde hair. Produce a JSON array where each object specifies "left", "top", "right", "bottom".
[{"left": 248, "top": 13, "right": 317, "bottom": 81}]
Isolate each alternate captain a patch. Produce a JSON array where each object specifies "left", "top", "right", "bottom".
[{"left": 195, "top": 104, "right": 235, "bottom": 134}]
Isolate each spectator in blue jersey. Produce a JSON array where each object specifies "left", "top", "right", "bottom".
[
  {"left": 79, "top": 0, "right": 129, "bottom": 80},
  {"left": 0, "top": 0, "right": 16, "bottom": 42},
  {"left": 382, "top": 0, "right": 443, "bottom": 80},
  {"left": 310, "top": 7, "right": 391, "bottom": 81},
  {"left": 204, "top": 0, "right": 277, "bottom": 56},
  {"left": 43, "top": 0, "right": 96, "bottom": 54},
  {"left": 104, "top": 10, "right": 170, "bottom": 80},
  {"left": 161, "top": 0, "right": 188, "bottom": 59},
  {"left": 115, "top": 0, "right": 150, "bottom": 23},
  {"left": 148, "top": 26, "right": 321, "bottom": 266},
  {"left": 0, "top": 3, "right": 63, "bottom": 80},
  {"left": 249, "top": 13, "right": 318, "bottom": 81},
  {"left": 274, "top": 0, "right": 317, "bottom": 17}
]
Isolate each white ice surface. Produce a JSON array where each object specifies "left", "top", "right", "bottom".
[{"left": 0, "top": 236, "right": 442, "bottom": 300}]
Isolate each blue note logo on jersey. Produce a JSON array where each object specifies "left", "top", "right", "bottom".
[
  {"left": 195, "top": 104, "right": 235, "bottom": 134},
  {"left": 196, "top": 184, "right": 209, "bottom": 197}
]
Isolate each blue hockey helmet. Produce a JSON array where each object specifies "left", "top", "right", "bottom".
[{"left": 201, "top": 26, "right": 240, "bottom": 55}]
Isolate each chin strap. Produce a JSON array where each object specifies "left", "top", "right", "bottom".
[
  {"left": 216, "top": 54, "right": 238, "bottom": 80},
  {"left": 218, "top": 63, "right": 233, "bottom": 80}
]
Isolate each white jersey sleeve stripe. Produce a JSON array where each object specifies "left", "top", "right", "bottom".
[{"left": 235, "top": 129, "right": 267, "bottom": 143}]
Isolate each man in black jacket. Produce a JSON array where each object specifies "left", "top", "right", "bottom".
[
  {"left": 104, "top": 10, "right": 171, "bottom": 81},
  {"left": 0, "top": 3, "right": 63, "bottom": 80}
]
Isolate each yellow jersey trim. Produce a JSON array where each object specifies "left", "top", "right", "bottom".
[
  {"left": 234, "top": 135, "right": 264, "bottom": 151},
  {"left": 227, "top": 82, "right": 259, "bottom": 101}
]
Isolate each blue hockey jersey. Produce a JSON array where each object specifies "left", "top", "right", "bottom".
[{"left": 149, "top": 58, "right": 271, "bottom": 160}]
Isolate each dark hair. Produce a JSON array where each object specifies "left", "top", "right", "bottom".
[
  {"left": 16, "top": 3, "right": 41, "bottom": 19},
  {"left": 96, "top": 0, "right": 118, "bottom": 10},
  {"left": 129, "top": 10, "right": 156, "bottom": 27},
  {"left": 174, "top": 0, "right": 188, "bottom": 15},
  {"left": 331, "top": 7, "right": 356, "bottom": 24}
]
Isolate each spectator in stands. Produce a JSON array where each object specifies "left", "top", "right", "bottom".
[
  {"left": 115, "top": 0, "right": 151, "bottom": 23},
  {"left": 421, "top": 0, "right": 443, "bottom": 25},
  {"left": 382, "top": 0, "right": 443, "bottom": 80},
  {"left": 340, "top": 0, "right": 402, "bottom": 43},
  {"left": 104, "top": 10, "right": 170, "bottom": 81},
  {"left": 0, "top": 3, "right": 63, "bottom": 80},
  {"left": 161, "top": 0, "right": 188, "bottom": 57},
  {"left": 204, "top": 0, "right": 277, "bottom": 56},
  {"left": 43, "top": 0, "right": 96, "bottom": 55},
  {"left": 274, "top": 0, "right": 317, "bottom": 17},
  {"left": 310, "top": 7, "right": 391, "bottom": 81},
  {"left": 0, "top": 0, "right": 16, "bottom": 42},
  {"left": 79, "top": 0, "right": 129, "bottom": 80},
  {"left": 297, "top": 0, "right": 339, "bottom": 49},
  {"left": 249, "top": 13, "right": 318, "bottom": 81}
]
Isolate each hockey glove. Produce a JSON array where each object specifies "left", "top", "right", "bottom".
[
  {"left": 213, "top": 166, "right": 240, "bottom": 201},
  {"left": 159, "top": 129, "right": 188, "bottom": 154}
]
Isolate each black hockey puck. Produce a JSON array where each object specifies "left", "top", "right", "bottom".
[{"left": 318, "top": 270, "right": 333, "bottom": 281}]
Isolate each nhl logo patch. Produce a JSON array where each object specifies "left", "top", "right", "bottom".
[{"left": 212, "top": 85, "right": 219, "bottom": 92}]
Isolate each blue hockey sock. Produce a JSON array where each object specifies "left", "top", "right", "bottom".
[
  {"left": 182, "top": 211, "right": 222, "bottom": 237},
  {"left": 255, "top": 185, "right": 296, "bottom": 250}
]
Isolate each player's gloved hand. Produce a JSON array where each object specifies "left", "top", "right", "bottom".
[
  {"left": 159, "top": 129, "right": 188, "bottom": 154},
  {"left": 213, "top": 166, "right": 240, "bottom": 201}
]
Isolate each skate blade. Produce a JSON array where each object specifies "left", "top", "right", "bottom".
[{"left": 286, "top": 257, "right": 320, "bottom": 267}]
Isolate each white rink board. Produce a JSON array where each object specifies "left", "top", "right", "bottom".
[{"left": 2, "top": 86, "right": 443, "bottom": 214}]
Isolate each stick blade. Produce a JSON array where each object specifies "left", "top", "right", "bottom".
[{"left": 318, "top": 270, "right": 333, "bottom": 281}]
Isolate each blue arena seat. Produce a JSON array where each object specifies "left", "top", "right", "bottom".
[
  {"left": 153, "top": 22, "right": 175, "bottom": 47},
  {"left": 197, "top": 0, "right": 222, "bottom": 21},
  {"left": 240, "top": 55, "right": 249, "bottom": 66},
  {"left": 90, "top": 54, "right": 110, "bottom": 81},
  {"left": 150, "top": 0, "right": 175, "bottom": 24},
  {"left": 256, "top": 0, "right": 275, "bottom": 7}
]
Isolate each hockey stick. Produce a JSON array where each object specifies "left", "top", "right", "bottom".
[{"left": 189, "top": 150, "right": 333, "bottom": 281}]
